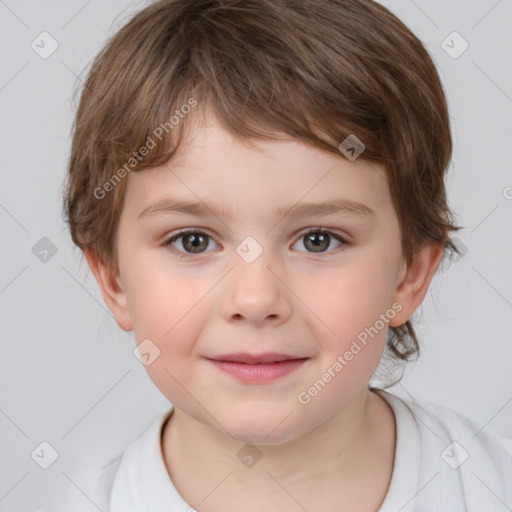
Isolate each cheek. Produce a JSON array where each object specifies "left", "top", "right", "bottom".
[
  {"left": 302, "top": 252, "right": 398, "bottom": 373},
  {"left": 125, "top": 268, "right": 211, "bottom": 399},
  {"left": 295, "top": 260, "right": 397, "bottom": 414},
  {"left": 315, "top": 260, "right": 396, "bottom": 331},
  {"left": 122, "top": 258, "right": 207, "bottom": 353}
]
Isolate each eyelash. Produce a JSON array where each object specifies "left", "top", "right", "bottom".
[{"left": 163, "top": 227, "right": 350, "bottom": 259}]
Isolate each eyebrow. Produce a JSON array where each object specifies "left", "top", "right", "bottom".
[{"left": 137, "top": 197, "right": 375, "bottom": 221}]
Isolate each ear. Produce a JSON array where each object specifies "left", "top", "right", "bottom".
[
  {"left": 83, "top": 248, "right": 133, "bottom": 331},
  {"left": 389, "top": 241, "right": 444, "bottom": 327}
]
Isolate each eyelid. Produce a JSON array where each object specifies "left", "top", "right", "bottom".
[
  {"left": 163, "top": 226, "right": 350, "bottom": 258},
  {"left": 164, "top": 227, "right": 220, "bottom": 255},
  {"left": 293, "top": 227, "right": 349, "bottom": 255},
  {"left": 165, "top": 226, "right": 350, "bottom": 242},
  {"left": 297, "top": 226, "right": 349, "bottom": 240}
]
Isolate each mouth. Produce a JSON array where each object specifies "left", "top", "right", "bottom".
[
  {"left": 208, "top": 352, "right": 307, "bottom": 364},
  {"left": 205, "top": 353, "right": 309, "bottom": 383}
]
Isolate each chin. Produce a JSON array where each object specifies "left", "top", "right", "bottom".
[{"left": 217, "top": 414, "right": 306, "bottom": 446}]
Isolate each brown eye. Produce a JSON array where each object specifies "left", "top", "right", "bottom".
[
  {"left": 165, "top": 230, "right": 217, "bottom": 255},
  {"left": 292, "top": 229, "right": 346, "bottom": 255},
  {"left": 304, "top": 231, "right": 330, "bottom": 252},
  {"left": 181, "top": 233, "right": 209, "bottom": 253}
]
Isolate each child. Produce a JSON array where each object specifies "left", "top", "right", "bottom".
[{"left": 45, "top": 0, "right": 512, "bottom": 510}]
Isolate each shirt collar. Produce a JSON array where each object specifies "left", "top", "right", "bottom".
[
  {"left": 110, "top": 405, "right": 192, "bottom": 511},
  {"left": 109, "top": 389, "right": 421, "bottom": 512},
  {"left": 373, "top": 388, "right": 421, "bottom": 512}
]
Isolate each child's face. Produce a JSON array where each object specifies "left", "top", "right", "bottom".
[{"left": 92, "top": 114, "right": 435, "bottom": 444}]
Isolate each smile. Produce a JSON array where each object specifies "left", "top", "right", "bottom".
[{"left": 205, "top": 355, "right": 309, "bottom": 383}]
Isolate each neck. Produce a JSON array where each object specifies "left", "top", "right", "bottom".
[{"left": 161, "top": 388, "right": 396, "bottom": 512}]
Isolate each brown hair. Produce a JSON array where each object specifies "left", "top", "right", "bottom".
[{"left": 64, "top": 0, "right": 462, "bottom": 370}]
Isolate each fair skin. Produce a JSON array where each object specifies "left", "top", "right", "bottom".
[{"left": 85, "top": 112, "right": 443, "bottom": 512}]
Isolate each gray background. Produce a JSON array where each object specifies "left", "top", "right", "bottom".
[{"left": 1, "top": 0, "right": 511, "bottom": 510}]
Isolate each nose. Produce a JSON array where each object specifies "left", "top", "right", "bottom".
[{"left": 220, "top": 248, "right": 292, "bottom": 327}]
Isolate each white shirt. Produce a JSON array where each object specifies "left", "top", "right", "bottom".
[{"left": 39, "top": 389, "right": 512, "bottom": 511}]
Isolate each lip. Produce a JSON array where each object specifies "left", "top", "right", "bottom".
[
  {"left": 206, "top": 353, "right": 309, "bottom": 383},
  {"left": 210, "top": 352, "right": 304, "bottom": 364}
]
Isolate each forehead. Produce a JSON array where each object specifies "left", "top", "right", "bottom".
[{"left": 123, "top": 116, "right": 392, "bottom": 221}]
